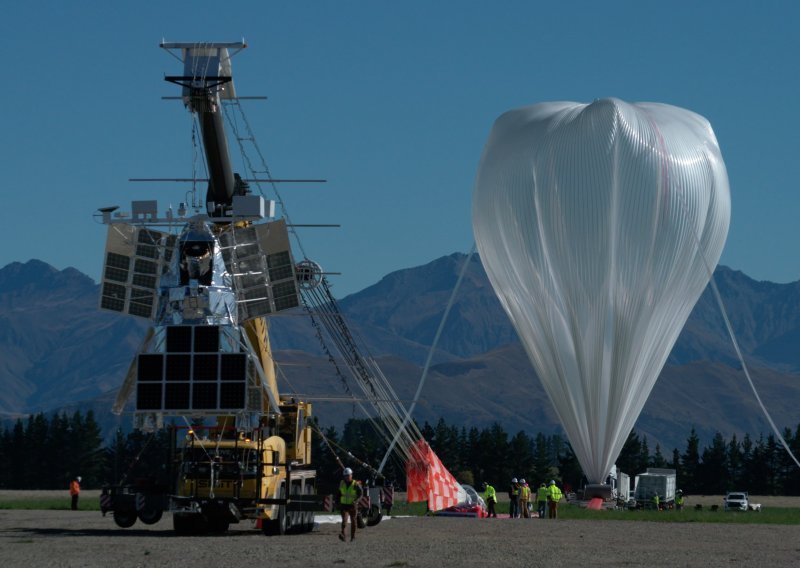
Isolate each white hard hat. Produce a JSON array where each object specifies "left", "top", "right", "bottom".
[
  {"left": 550, "top": 480, "right": 555, "bottom": 485},
  {"left": 511, "top": 478, "right": 518, "bottom": 483},
  {"left": 520, "top": 478, "right": 526, "bottom": 484},
  {"left": 343, "top": 467, "right": 353, "bottom": 476},
  {"left": 77, "top": 476, "right": 82, "bottom": 482}
]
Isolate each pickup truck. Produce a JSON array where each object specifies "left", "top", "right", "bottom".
[{"left": 723, "top": 492, "right": 749, "bottom": 511}]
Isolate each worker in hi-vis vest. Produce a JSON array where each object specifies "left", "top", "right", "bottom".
[
  {"left": 519, "top": 479, "right": 531, "bottom": 518},
  {"left": 547, "top": 480, "right": 563, "bottom": 519},
  {"left": 482, "top": 482, "right": 497, "bottom": 517},
  {"left": 508, "top": 478, "right": 520, "bottom": 518},
  {"left": 338, "top": 467, "right": 363, "bottom": 542},
  {"left": 537, "top": 482, "right": 549, "bottom": 519}
]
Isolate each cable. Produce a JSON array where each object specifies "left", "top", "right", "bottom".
[{"left": 378, "top": 246, "right": 476, "bottom": 473}]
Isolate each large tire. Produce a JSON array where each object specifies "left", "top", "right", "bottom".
[
  {"left": 303, "top": 485, "right": 316, "bottom": 533},
  {"left": 262, "top": 487, "right": 287, "bottom": 536},
  {"left": 288, "top": 485, "right": 302, "bottom": 534},
  {"left": 138, "top": 507, "right": 163, "bottom": 525},
  {"left": 365, "top": 504, "right": 383, "bottom": 527},
  {"left": 113, "top": 509, "right": 137, "bottom": 528}
]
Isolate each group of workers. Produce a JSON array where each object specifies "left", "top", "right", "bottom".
[{"left": 482, "top": 478, "right": 564, "bottom": 519}]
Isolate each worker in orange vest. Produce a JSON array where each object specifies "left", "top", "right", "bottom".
[{"left": 70, "top": 476, "right": 82, "bottom": 510}]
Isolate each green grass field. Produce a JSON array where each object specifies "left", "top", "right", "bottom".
[
  {"left": 3, "top": 497, "right": 798, "bottom": 525},
  {"left": 0, "top": 498, "right": 99, "bottom": 511},
  {"left": 387, "top": 501, "right": 800, "bottom": 525}
]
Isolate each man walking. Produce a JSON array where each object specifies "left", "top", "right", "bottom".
[
  {"left": 547, "top": 480, "right": 563, "bottom": 519},
  {"left": 70, "top": 476, "right": 81, "bottom": 511},
  {"left": 482, "top": 482, "right": 497, "bottom": 518},
  {"left": 537, "top": 482, "right": 548, "bottom": 519},
  {"left": 338, "top": 467, "right": 362, "bottom": 542}
]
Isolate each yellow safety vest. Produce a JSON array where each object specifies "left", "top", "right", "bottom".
[
  {"left": 548, "top": 485, "right": 562, "bottom": 501},
  {"left": 485, "top": 485, "right": 496, "bottom": 501},
  {"left": 520, "top": 486, "right": 530, "bottom": 500},
  {"left": 537, "top": 487, "right": 549, "bottom": 501},
  {"left": 339, "top": 480, "right": 359, "bottom": 505}
]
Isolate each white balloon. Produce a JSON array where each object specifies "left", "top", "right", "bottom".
[{"left": 472, "top": 99, "right": 730, "bottom": 483}]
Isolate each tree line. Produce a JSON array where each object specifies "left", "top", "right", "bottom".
[
  {"left": 2, "top": 411, "right": 799, "bottom": 496},
  {"left": 314, "top": 418, "right": 800, "bottom": 496}
]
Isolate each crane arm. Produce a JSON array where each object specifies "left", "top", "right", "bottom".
[{"left": 161, "top": 42, "right": 247, "bottom": 218}]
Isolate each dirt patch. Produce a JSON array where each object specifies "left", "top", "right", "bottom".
[{"left": 1, "top": 508, "right": 799, "bottom": 567}]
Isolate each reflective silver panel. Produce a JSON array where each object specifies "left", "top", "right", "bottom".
[
  {"left": 218, "top": 219, "right": 300, "bottom": 320},
  {"left": 99, "top": 224, "right": 171, "bottom": 320}
]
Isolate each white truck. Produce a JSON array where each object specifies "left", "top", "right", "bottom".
[
  {"left": 632, "top": 468, "right": 676, "bottom": 509},
  {"left": 724, "top": 491, "right": 760, "bottom": 511}
]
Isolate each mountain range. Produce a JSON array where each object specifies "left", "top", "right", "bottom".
[{"left": 1, "top": 256, "right": 799, "bottom": 452}]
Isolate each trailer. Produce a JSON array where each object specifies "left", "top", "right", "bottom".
[{"left": 632, "top": 468, "right": 676, "bottom": 509}]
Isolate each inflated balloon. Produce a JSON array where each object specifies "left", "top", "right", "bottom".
[{"left": 472, "top": 99, "right": 730, "bottom": 483}]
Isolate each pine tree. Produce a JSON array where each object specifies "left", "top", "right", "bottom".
[
  {"left": 478, "top": 423, "right": 509, "bottom": 486},
  {"left": 699, "top": 432, "right": 729, "bottom": 494},
  {"left": 557, "top": 444, "right": 583, "bottom": 491},
  {"left": 9, "top": 419, "right": 25, "bottom": 488},
  {"left": 727, "top": 434, "right": 743, "bottom": 488},
  {"left": 616, "top": 431, "right": 642, "bottom": 475},
  {"left": 508, "top": 431, "right": 534, "bottom": 482},
  {"left": 23, "top": 413, "right": 49, "bottom": 489},
  {"left": 0, "top": 427, "right": 8, "bottom": 487},
  {"left": 532, "top": 432, "right": 552, "bottom": 483},
  {"left": 681, "top": 428, "right": 701, "bottom": 493},
  {"left": 638, "top": 436, "right": 650, "bottom": 473},
  {"left": 764, "top": 434, "right": 780, "bottom": 495},
  {"left": 651, "top": 444, "right": 667, "bottom": 468},
  {"left": 670, "top": 448, "right": 682, "bottom": 481}
]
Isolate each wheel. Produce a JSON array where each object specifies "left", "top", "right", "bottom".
[
  {"left": 138, "top": 507, "right": 163, "bottom": 525},
  {"left": 288, "top": 485, "right": 302, "bottom": 534},
  {"left": 113, "top": 509, "right": 137, "bottom": 528},
  {"left": 365, "top": 504, "right": 383, "bottom": 527},
  {"left": 262, "top": 486, "right": 287, "bottom": 536},
  {"left": 303, "top": 485, "right": 316, "bottom": 533}
]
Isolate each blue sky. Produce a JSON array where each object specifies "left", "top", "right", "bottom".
[{"left": 3, "top": 1, "right": 799, "bottom": 297}]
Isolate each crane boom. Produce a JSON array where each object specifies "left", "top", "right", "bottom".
[{"left": 161, "top": 42, "right": 247, "bottom": 218}]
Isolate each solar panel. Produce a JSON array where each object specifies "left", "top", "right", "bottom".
[
  {"left": 166, "top": 326, "right": 192, "bottom": 353},
  {"left": 194, "top": 326, "right": 220, "bottom": 352},
  {"left": 164, "top": 383, "right": 190, "bottom": 409},
  {"left": 137, "top": 383, "right": 162, "bottom": 410},
  {"left": 192, "top": 383, "right": 218, "bottom": 409},
  {"left": 100, "top": 224, "right": 174, "bottom": 320},
  {"left": 135, "top": 325, "right": 252, "bottom": 413},
  {"left": 217, "top": 219, "right": 301, "bottom": 320},
  {"left": 166, "top": 354, "right": 191, "bottom": 381}
]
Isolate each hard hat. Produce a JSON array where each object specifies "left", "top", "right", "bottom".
[
  {"left": 511, "top": 478, "right": 518, "bottom": 483},
  {"left": 343, "top": 467, "right": 353, "bottom": 476},
  {"left": 520, "top": 478, "right": 526, "bottom": 484},
  {"left": 540, "top": 482, "right": 546, "bottom": 487},
  {"left": 77, "top": 476, "right": 82, "bottom": 482},
  {"left": 550, "top": 480, "right": 555, "bottom": 485},
  {"left": 481, "top": 482, "right": 487, "bottom": 488}
]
